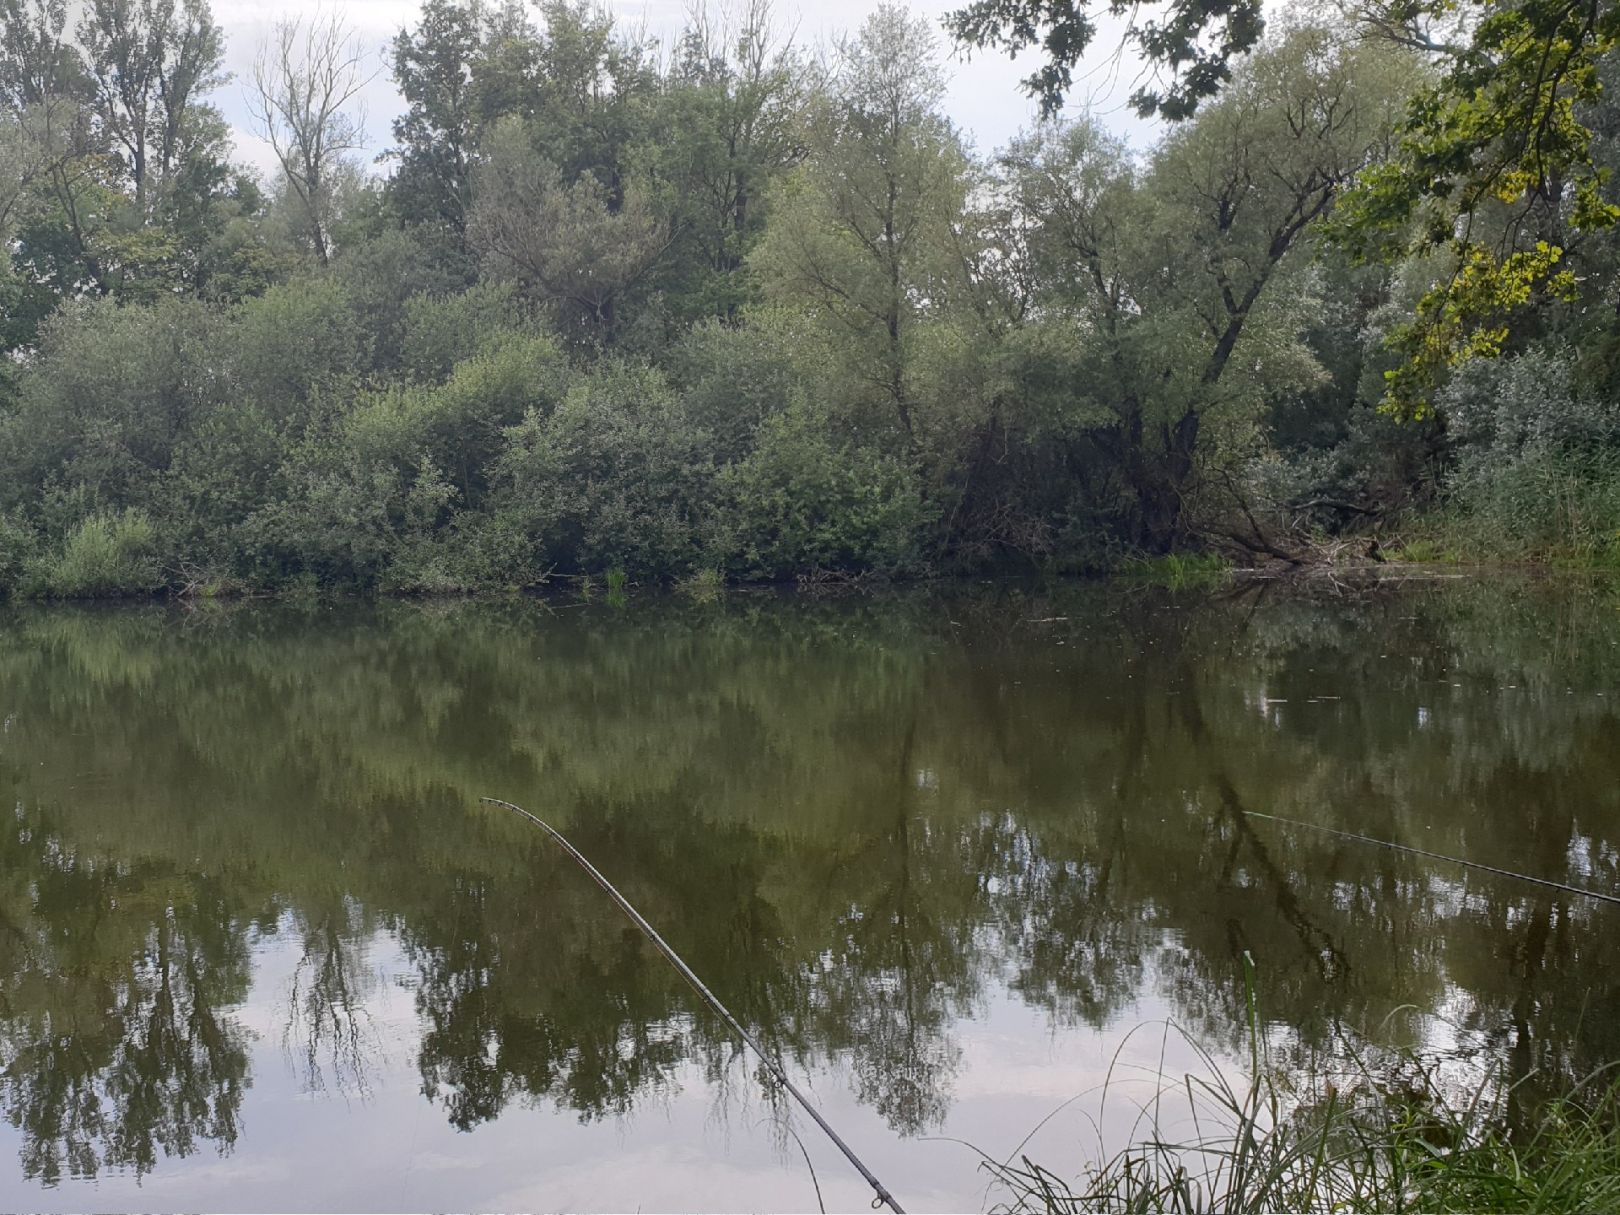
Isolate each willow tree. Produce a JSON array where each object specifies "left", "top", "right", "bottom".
[
  {"left": 1002, "top": 25, "right": 1413, "bottom": 548},
  {"left": 467, "top": 117, "right": 671, "bottom": 345},
  {"left": 751, "top": 5, "right": 977, "bottom": 448}
]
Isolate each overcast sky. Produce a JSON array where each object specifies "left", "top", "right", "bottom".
[{"left": 208, "top": 0, "right": 1163, "bottom": 178}]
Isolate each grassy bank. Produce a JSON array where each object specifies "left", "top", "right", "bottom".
[
  {"left": 981, "top": 1014, "right": 1620, "bottom": 1214},
  {"left": 1386, "top": 526, "right": 1620, "bottom": 572},
  {"left": 1381, "top": 447, "right": 1620, "bottom": 571}
]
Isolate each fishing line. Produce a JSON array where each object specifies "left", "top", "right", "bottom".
[
  {"left": 1245, "top": 810, "right": 1620, "bottom": 907},
  {"left": 481, "top": 797, "right": 906, "bottom": 1214},
  {"left": 778, "top": 1119, "right": 827, "bottom": 1215}
]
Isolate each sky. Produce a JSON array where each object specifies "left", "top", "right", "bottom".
[{"left": 206, "top": 0, "right": 1164, "bottom": 179}]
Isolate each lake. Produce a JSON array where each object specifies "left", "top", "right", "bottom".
[{"left": 2, "top": 573, "right": 1618, "bottom": 1211}]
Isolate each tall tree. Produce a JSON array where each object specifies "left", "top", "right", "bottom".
[
  {"left": 4, "top": 0, "right": 244, "bottom": 314},
  {"left": 752, "top": 5, "right": 973, "bottom": 443},
  {"left": 387, "top": 0, "right": 481, "bottom": 235},
  {"left": 248, "top": 11, "right": 372, "bottom": 266},
  {"left": 386, "top": 0, "right": 536, "bottom": 236},
  {"left": 523, "top": 0, "right": 660, "bottom": 198},
  {"left": 1, "top": 0, "right": 105, "bottom": 308},
  {"left": 75, "top": 0, "right": 224, "bottom": 214},
  {"left": 1, "top": 0, "right": 84, "bottom": 109},
  {"left": 654, "top": 0, "right": 810, "bottom": 317},
  {"left": 1001, "top": 24, "right": 1412, "bottom": 548}
]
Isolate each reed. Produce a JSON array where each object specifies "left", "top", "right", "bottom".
[
  {"left": 979, "top": 967, "right": 1620, "bottom": 1213},
  {"left": 1118, "top": 553, "right": 1233, "bottom": 590}
]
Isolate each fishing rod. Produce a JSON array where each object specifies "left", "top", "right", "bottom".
[
  {"left": 480, "top": 797, "right": 906, "bottom": 1214},
  {"left": 1245, "top": 810, "right": 1620, "bottom": 907}
]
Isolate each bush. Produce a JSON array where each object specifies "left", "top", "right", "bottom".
[
  {"left": 1437, "top": 350, "right": 1620, "bottom": 564},
  {"left": 0, "top": 297, "right": 220, "bottom": 514},
  {"left": 332, "top": 225, "right": 477, "bottom": 375},
  {"left": 669, "top": 314, "right": 804, "bottom": 464},
  {"left": 718, "top": 401, "right": 933, "bottom": 579},
  {"left": 0, "top": 512, "right": 38, "bottom": 596},
  {"left": 489, "top": 361, "right": 716, "bottom": 577},
  {"left": 391, "top": 510, "right": 550, "bottom": 591},
  {"left": 29, "top": 510, "right": 163, "bottom": 598},
  {"left": 231, "top": 278, "right": 363, "bottom": 429},
  {"left": 401, "top": 283, "right": 530, "bottom": 385},
  {"left": 155, "top": 402, "right": 283, "bottom": 572},
  {"left": 238, "top": 443, "right": 406, "bottom": 589}
]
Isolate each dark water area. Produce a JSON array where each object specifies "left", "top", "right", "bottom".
[{"left": 2, "top": 574, "right": 1618, "bottom": 1210}]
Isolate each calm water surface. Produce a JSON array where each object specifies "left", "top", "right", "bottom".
[{"left": 2, "top": 575, "right": 1618, "bottom": 1210}]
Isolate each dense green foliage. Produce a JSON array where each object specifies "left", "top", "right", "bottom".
[{"left": 3, "top": 0, "right": 1620, "bottom": 595}]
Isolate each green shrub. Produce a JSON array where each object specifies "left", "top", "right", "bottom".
[
  {"left": 155, "top": 402, "right": 283, "bottom": 572},
  {"left": 231, "top": 278, "right": 363, "bottom": 429},
  {"left": 1435, "top": 349, "right": 1620, "bottom": 565},
  {"left": 489, "top": 361, "right": 715, "bottom": 577},
  {"left": 0, "top": 511, "right": 38, "bottom": 596},
  {"left": 401, "top": 283, "right": 530, "bottom": 384},
  {"left": 1447, "top": 454, "right": 1620, "bottom": 565},
  {"left": 2, "top": 297, "right": 219, "bottom": 514},
  {"left": 30, "top": 510, "right": 163, "bottom": 598},
  {"left": 669, "top": 314, "right": 803, "bottom": 464},
  {"left": 237, "top": 443, "right": 403, "bottom": 588},
  {"left": 718, "top": 402, "right": 933, "bottom": 579}
]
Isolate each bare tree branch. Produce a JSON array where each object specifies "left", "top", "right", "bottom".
[{"left": 247, "top": 8, "right": 375, "bottom": 265}]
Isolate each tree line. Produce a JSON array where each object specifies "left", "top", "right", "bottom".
[{"left": 2, "top": 0, "right": 1618, "bottom": 596}]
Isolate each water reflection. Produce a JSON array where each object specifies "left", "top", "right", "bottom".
[
  {"left": 0, "top": 806, "right": 251, "bottom": 1184},
  {"left": 0, "top": 576, "right": 1618, "bottom": 1200}
]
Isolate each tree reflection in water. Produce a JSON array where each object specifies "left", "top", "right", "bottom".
[
  {"left": 0, "top": 807, "right": 250, "bottom": 1184},
  {"left": 285, "top": 897, "right": 379, "bottom": 1100},
  {"left": 0, "top": 576, "right": 1616, "bottom": 1184}
]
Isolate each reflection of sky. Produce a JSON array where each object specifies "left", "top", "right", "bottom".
[{"left": 0, "top": 925, "right": 1210, "bottom": 1211}]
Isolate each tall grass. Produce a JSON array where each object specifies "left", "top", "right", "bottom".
[
  {"left": 1404, "top": 456, "right": 1620, "bottom": 569},
  {"left": 27, "top": 509, "right": 163, "bottom": 598},
  {"left": 979, "top": 970, "right": 1620, "bottom": 1213},
  {"left": 1118, "top": 553, "right": 1234, "bottom": 590}
]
